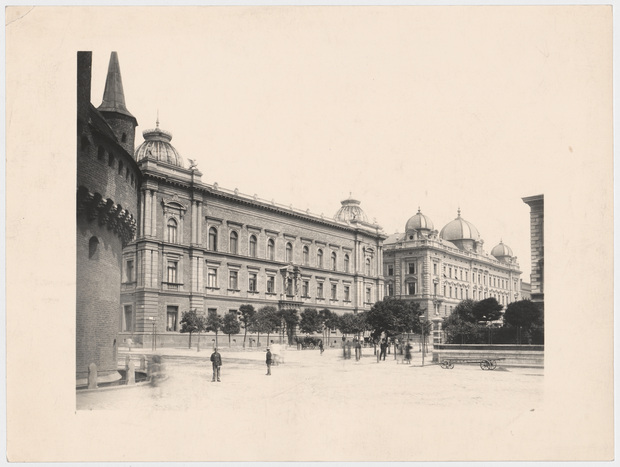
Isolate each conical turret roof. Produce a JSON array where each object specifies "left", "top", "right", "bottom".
[{"left": 98, "top": 52, "right": 135, "bottom": 119}]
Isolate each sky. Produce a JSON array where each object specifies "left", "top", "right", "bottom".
[{"left": 79, "top": 7, "right": 607, "bottom": 281}]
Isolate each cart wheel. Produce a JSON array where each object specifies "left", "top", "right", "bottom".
[
  {"left": 441, "top": 361, "right": 449, "bottom": 369},
  {"left": 488, "top": 360, "right": 497, "bottom": 370},
  {"left": 480, "top": 361, "right": 490, "bottom": 370},
  {"left": 447, "top": 361, "right": 454, "bottom": 369}
]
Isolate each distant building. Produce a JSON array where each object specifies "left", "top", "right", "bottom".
[
  {"left": 383, "top": 209, "right": 522, "bottom": 318},
  {"left": 522, "top": 195, "right": 544, "bottom": 310},
  {"left": 76, "top": 52, "right": 140, "bottom": 384},
  {"left": 520, "top": 280, "right": 532, "bottom": 300}
]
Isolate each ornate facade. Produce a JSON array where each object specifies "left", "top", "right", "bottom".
[
  {"left": 383, "top": 209, "right": 522, "bottom": 319},
  {"left": 104, "top": 57, "right": 387, "bottom": 347}
]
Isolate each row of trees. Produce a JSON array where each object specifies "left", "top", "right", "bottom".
[
  {"left": 443, "top": 298, "right": 544, "bottom": 345},
  {"left": 179, "top": 297, "right": 431, "bottom": 350}
]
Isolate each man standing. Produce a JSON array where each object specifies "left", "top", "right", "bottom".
[
  {"left": 266, "top": 347, "right": 272, "bottom": 375},
  {"left": 210, "top": 348, "right": 222, "bottom": 382},
  {"left": 355, "top": 339, "right": 362, "bottom": 361}
]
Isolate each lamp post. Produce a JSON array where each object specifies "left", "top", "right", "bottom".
[
  {"left": 482, "top": 316, "right": 491, "bottom": 345},
  {"left": 148, "top": 317, "right": 156, "bottom": 351},
  {"left": 420, "top": 314, "right": 426, "bottom": 367}
]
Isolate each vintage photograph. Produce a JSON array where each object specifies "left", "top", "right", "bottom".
[{"left": 6, "top": 5, "right": 613, "bottom": 463}]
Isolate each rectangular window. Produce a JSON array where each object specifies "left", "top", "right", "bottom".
[
  {"left": 449, "top": 267, "right": 452, "bottom": 278},
  {"left": 229, "top": 271, "right": 238, "bottom": 290},
  {"left": 433, "top": 263, "right": 438, "bottom": 275},
  {"left": 125, "top": 259, "right": 134, "bottom": 282},
  {"left": 166, "top": 306, "right": 178, "bottom": 332},
  {"left": 344, "top": 285, "right": 350, "bottom": 301},
  {"left": 366, "top": 287, "right": 371, "bottom": 303},
  {"left": 317, "top": 282, "right": 324, "bottom": 299},
  {"left": 286, "top": 278, "right": 293, "bottom": 295},
  {"left": 267, "top": 276, "right": 275, "bottom": 294},
  {"left": 123, "top": 305, "right": 133, "bottom": 332},
  {"left": 407, "top": 282, "right": 416, "bottom": 295},
  {"left": 386, "top": 283, "right": 394, "bottom": 296},
  {"left": 302, "top": 280, "right": 309, "bottom": 297},
  {"left": 207, "top": 268, "right": 217, "bottom": 288},
  {"left": 449, "top": 286, "right": 452, "bottom": 298},
  {"left": 248, "top": 273, "right": 257, "bottom": 292},
  {"left": 478, "top": 274, "right": 481, "bottom": 283},
  {"left": 388, "top": 265, "right": 394, "bottom": 276},
  {"left": 460, "top": 270, "right": 463, "bottom": 280},
  {"left": 167, "top": 261, "right": 178, "bottom": 283},
  {"left": 465, "top": 271, "right": 468, "bottom": 281},
  {"left": 409, "top": 263, "right": 416, "bottom": 274},
  {"left": 331, "top": 283, "right": 337, "bottom": 300}
]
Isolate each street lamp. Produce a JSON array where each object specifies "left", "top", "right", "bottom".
[
  {"left": 148, "top": 317, "right": 156, "bottom": 351},
  {"left": 482, "top": 316, "right": 491, "bottom": 345},
  {"left": 420, "top": 314, "right": 427, "bottom": 367}
]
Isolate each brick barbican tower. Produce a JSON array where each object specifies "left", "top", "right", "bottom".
[{"left": 76, "top": 52, "right": 140, "bottom": 386}]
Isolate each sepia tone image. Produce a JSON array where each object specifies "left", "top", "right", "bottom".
[{"left": 7, "top": 5, "right": 613, "bottom": 462}]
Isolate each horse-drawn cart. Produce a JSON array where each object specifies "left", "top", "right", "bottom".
[{"left": 440, "top": 358, "right": 504, "bottom": 370}]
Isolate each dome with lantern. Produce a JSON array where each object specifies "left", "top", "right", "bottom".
[
  {"left": 334, "top": 194, "right": 369, "bottom": 223},
  {"left": 135, "top": 119, "right": 184, "bottom": 168},
  {"left": 491, "top": 240, "right": 514, "bottom": 261},
  {"left": 404, "top": 208, "right": 434, "bottom": 240},
  {"left": 440, "top": 209, "right": 482, "bottom": 251}
]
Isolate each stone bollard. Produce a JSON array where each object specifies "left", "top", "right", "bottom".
[
  {"left": 126, "top": 360, "right": 135, "bottom": 385},
  {"left": 88, "top": 363, "right": 98, "bottom": 389},
  {"left": 140, "top": 355, "right": 147, "bottom": 371}
]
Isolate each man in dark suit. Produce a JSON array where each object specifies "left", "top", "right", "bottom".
[
  {"left": 266, "top": 347, "right": 273, "bottom": 375},
  {"left": 210, "top": 348, "right": 222, "bottom": 382}
]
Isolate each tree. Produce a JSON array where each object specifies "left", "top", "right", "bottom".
[
  {"left": 365, "top": 297, "right": 424, "bottom": 341},
  {"left": 299, "top": 308, "right": 322, "bottom": 335},
  {"left": 337, "top": 312, "right": 366, "bottom": 339},
  {"left": 472, "top": 297, "right": 503, "bottom": 323},
  {"left": 238, "top": 304, "right": 256, "bottom": 349},
  {"left": 253, "top": 306, "right": 280, "bottom": 346},
  {"left": 320, "top": 308, "right": 338, "bottom": 345},
  {"left": 443, "top": 300, "right": 481, "bottom": 344},
  {"left": 179, "top": 309, "right": 205, "bottom": 349},
  {"left": 278, "top": 308, "right": 299, "bottom": 345},
  {"left": 503, "top": 300, "right": 543, "bottom": 344},
  {"left": 205, "top": 309, "right": 223, "bottom": 348},
  {"left": 222, "top": 311, "right": 241, "bottom": 347}
]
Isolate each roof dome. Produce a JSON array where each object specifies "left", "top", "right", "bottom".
[
  {"left": 491, "top": 240, "right": 513, "bottom": 258},
  {"left": 440, "top": 209, "right": 480, "bottom": 241},
  {"left": 135, "top": 120, "right": 184, "bottom": 167},
  {"left": 334, "top": 194, "right": 369, "bottom": 223},
  {"left": 405, "top": 208, "right": 434, "bottom": 232}
]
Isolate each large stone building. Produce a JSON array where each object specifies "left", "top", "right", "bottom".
[
  {"left": 76, "top": 52, "right": 140, "bottom": 384},
  {"left": 102, "top": 58, "right": 388, "bottom": 348},
  {"left": 522, "top": 194, "right": 544, "bottom": 310},
  {"left": 383, "top": 208, "right": 522, "bottom": 319}
]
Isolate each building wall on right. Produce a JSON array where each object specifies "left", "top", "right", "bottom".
[{"left": 522, "top": 194, "right": 544, "bottom": 310}]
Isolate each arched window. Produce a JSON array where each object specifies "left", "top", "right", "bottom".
[
  {"left": 229, "top": 231, "right": 238, "bottom": 254},
  {"left": 97, "top": 146, "right": 105, "bottom": 161},
  {"left": 167, "top": 218, "right": 178, "bottom": 243},
  {"left": 88, "top": 236, "right": 99, "bottom": 259},
  {"left": 285, "top": 242, "right": 293, "bottom": 262},
  {"left": 208, "top": 227, "right": 218, "bottom": 251},
  {"left": 365, "top": 258, "right": 371, "bottom": 276},
  {"left": 317, "top": 249, "right": 323, "bottom": 268},
  {"left": 344, "top": 254, "right": 350, "bottom": 273},
  {"left": 249, "top": 235, "right": 257, "bottom": 257},
  {"left": 121, "top": 133, "right": 127, "bottom": 143},
  {"left": 303, "top": 246, "right": 309, "bottom": 265},
  {"left": 267, "top": 239, "right": 275, "bottom": 260},
  {"left": 331, "top": 251, "right": 337, "bottom": 271}
]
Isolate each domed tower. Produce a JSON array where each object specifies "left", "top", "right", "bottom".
[
  {"left": 491, "top": 240, "right": 514, "bottom": 262},
  {"left": 97, "top": 52, "right": 138, "bottom": 156},
  {"left": 135, "top": 119, "right": 184, "bottom": 168},
  {"left": 77, "top": 52, "right": 140, "bottom": 387},
  {"left": 334, "top": 194, "right": 369, "bottom": 223},
  {"left": 440, "top": 209, "right": 482, "bottom": 251},
  {"left": 404, "top": 208, "right": 434, "bottom": 240}
]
